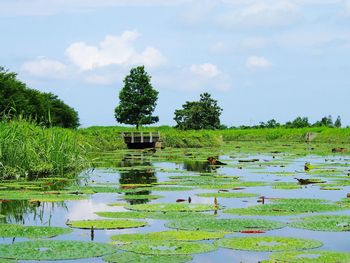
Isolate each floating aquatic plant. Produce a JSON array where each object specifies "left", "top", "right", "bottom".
[
  {"left": 124, "top": 203, "right": 219, "bottom": 212},
  {"left": 290, "top": 215, "right": 350, "bottom": 231},
  {"left": 215, "top": 236, "right": 323, "bottom": 252},
  {"left": 0, "top": 191, "right": 87, "bottom": 202},
  {"left": 119, "top": 194, "right": 163, "bottom": 200},
  {"left": 224, "top": 198, "right": 343, "bottom": 216},
  {"left": 196, "top": 192, "right": 258, "bottom": 198},
  {"left": 118, "top": 241, "right": 217, "bottom": 255},
  {"left": 103, "top": 252, "right": 192, "bottom": 263},
  {"left": 96, "top": 211, "right": 214, "bottom": 220},
  {"left": 0, "top": 224, "right": 72, "bottom": 238},
  {"left": 0, "top": 240, "right": 115, "bottom": 260},
  {"left": 272, "top": 182, "right": 302, "bottom": 190},
  {"left": 67, "top": 219, "right": 147, "bottom": 229},
  {"left": 110, "top": 230, "right": 224, "bottom": 243},
  {"left": 166, "top": 218, "right": 285, "bottom": 232},
  {"left": 263, "top": 250, "right": 350, "bottom": 263}
]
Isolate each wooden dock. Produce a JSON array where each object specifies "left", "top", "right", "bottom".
[{"left": 122, "top": 132, "right": 161, "bottom": 149}]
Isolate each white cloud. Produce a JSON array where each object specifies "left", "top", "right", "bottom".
[
  {"left": 218, "top": 1, "right": 301, "bottom": 28},
  {"left": 155, "top": 63, "right": 232, "bottom": 91},
  {"left": 190, "top": 63, "right": 221, "bottom": 78},
  {"left": 246, "top": 56, "right": 272, "bottom": 69},
  {"left": 21, "top": 57, "right": 68, "bottom": 78},
  {"left": 65, "top": 30, "right": 166, "bottom": 71}
]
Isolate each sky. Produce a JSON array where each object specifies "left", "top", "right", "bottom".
[{"left": 1, "top": 0, "right": 350, "bottom": 127}]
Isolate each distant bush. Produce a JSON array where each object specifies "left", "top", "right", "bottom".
[{"left": 0, "top": 67, "right": 79, "bottom": 128}]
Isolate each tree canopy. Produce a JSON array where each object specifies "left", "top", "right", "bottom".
[
  {"left": 174, "top": 93, "right": 223, "bottom": 130},
  {"left": 0, "top": 67, "right": 79, "bottom": 128},
  {"left": 114, "top": 66, "right": 159, "bottom": 129}
]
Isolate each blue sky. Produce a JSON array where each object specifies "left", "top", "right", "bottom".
[{"left": 1, "top": 0, "right": 350, "bottom": 127}]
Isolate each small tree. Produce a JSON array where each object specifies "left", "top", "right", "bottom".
[
  {"left": 285, "top": 117, "right": 310, "bottom": 128},
  {"left": 114, "top": 66, "right": 159, "bottom": 129},
  {"left": 174, "top": 93, "right": 223, "bottom": 130},
  {"left": 334, "top": 115, "right": 341, "bottom": 128}
]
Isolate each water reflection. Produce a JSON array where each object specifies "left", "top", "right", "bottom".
[
  {"left": 0, "top": 200, "right": 66, "bottom": 224},
  {"left": 183, "top": 160, "right": 215, "bottom": 173},
  {"left": 118, "top": 152, "right": 158, "bottom": 204}
]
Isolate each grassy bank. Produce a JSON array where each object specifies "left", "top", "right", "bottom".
[
  {"left": 1, "top": 121, "right": 349, "bottom": 180},
  {"left": 81, "top": 126, "right": 350, "bottom": 150},
  {"left": 0, "top": 120, "right": 88, "bottom": 180}
]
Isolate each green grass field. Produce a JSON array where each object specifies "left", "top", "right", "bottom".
[{"left": 1, "top": 119, "right": 349, "bottom": 180}]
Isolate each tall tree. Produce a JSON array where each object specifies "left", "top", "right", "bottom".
[
  {"left": 0, "top": 67, "right": 79, "bottom": 128},
  {"left": 174, "top": 92, "right": 223, "bottom": 130},
  {"left": 114, "top": 66, "right": 159, "bottom": 129},
  {"left": 334, "top": 116, "right": 342, "bottom": 128}
]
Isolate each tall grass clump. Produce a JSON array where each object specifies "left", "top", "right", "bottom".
[{"left": 0, "top": 119, "right": 88, "bottom": 180}]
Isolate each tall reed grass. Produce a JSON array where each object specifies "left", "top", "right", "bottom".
[{"left": 0, "top": 119, "right": 88, "bottom": 180}]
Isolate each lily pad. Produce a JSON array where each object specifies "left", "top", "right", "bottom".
[
  {"left": 0, "top": 191, "right": 87, "bottom": 202},
  {"left": 216, "top": 236, "right": 322, "bottom": 252},
  {"left": 103, "top": 252, "right": 192, "bottom": 263},
  {"left": 166, "top": 218, "right": 285, "bottom": 232},
  {"left": 110, "top": 230, "right": 224, "bottom": 243},
  {"left": 0, "top": 240, "right": 115, "bottom": 260},
  {"left": 264, "top": 250, "right": 350, "bottom": 263},
  {"left": 124, "top": 203, "right": 219, "bottom": 212},
  {"left": 0, "top": 224, "right": 72, "bottom": 238},
  {"left": 120, "top": 194, "right": 163, "bottom": 200},
  {"left": 118, "top": 241, "right": 217, "bottom": 255},
  {"left": 224, "top": 198, "right": 343, "bottom": 216},
  {"left": 96, "top": 211, "right": 214, "bottom": 220},
  {"left": 290, "top": 215, "right": 350, "bottom": 231},
  {"left": 67, "top": 219, "right": 147, "bottom": 229},
  {"left": 196, "top": 192, "right": 258, "bottom": 198}
]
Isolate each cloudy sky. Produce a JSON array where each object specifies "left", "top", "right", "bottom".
[{"left": 1, "top": 0, "right": 350, "bottom": 127}]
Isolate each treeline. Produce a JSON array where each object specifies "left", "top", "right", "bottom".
[
  {"left": 235, "top": 116, "right": 343, "bottom": 129},
  {"left": 0, "top": 67, "right": 79, "bottom": 128}
]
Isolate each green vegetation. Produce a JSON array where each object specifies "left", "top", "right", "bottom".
[
  {"left": 216, "top": 236, "right": 323, "bottom": 252},
  {"left": 124, "top": 203, "right": 219, "bottom": 212},
  {"left": 0, "top": 119, "right": 87, "bottom": 180},
  {"left": 115, "top": 66, "right": 159, "bottom": 129},
  {"left": 118, "top": 241, "right": 217, "bottom": 255},
  {"left": 66, "top": 219, "right": 147, "bottom": 229},
  {"left": 95, "top": 211, "right": 215, "bottom": 220},
  {"left": 224, "top": 198, "right": 344, "bottom": 216},
  {"left": 196, "top": 192, "right": 258, "bottom": 198},
  {"left": 110, "top": 230, "right": 224, "bottom": 243},
  {"left": 0, "top": 224, "right": 72, "bottom": 238},
  {"left": 174, "top": 92, "right": 223, "bottom": 130},
  {"left": 166, "top": 218, "right": 285, "bottom": 232},
  {"left": 0, "top": 67, "right": 79, "bottom": 128},
  {"left": 290, "top": 215, "right": 350, "bottom": 231},
  {"left": 0, "top": 190, "right": 87, "bottom": 202},
  {"left": 263, "top": 250, "right": 350, "bottom": 263},
  {"left": 0, "top": 240, "right": 115, "bottom": 260},
  {"left": 103, "top": 252, "right": 192, "bottom": 263}
]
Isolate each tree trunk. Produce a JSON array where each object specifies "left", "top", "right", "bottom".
[{"left": 136, "top": 123, "right": 139, "bottom": 130}]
